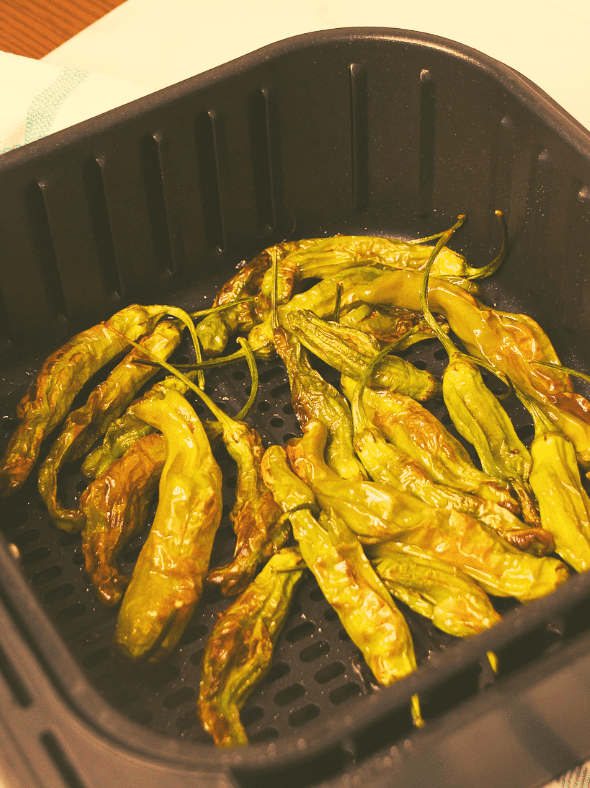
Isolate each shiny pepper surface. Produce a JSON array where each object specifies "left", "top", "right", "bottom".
[
  {"left": 356, "top": 269, "right": 590, "bottom": 469},
  {"left": 115, "top": 389, "right": 222, "bottom": 664},
  {"left": 198, "top": 547, "right": 305, "bottom": 747},
  {"left": 80, "top": 432, "right": 166, "bottom": 606},
  {"left": 371, "top": 542, "right": 501, "bottom": 638},
  {"left": 0, "top": 303, "right": 166, "bottom": 497},
  {"left": 38, "top": 319, "right": 183, "bottom": 532}
]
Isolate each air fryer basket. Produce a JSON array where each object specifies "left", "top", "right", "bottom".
[{"left": 1, "top": 27, "right": 590, "bottom": 788}]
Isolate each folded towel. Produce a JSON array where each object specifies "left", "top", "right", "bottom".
[{"left": 0, "top": 50, "right": 152, "bottom": 155}]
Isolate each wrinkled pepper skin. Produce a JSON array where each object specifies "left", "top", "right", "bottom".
[
  {"left": 523, "top": 399, "right": 590, "bottom": 573},
  {"left": 357, "top": 270, "right": 590, "bottom": 469},
  {"left": 37, "top": 320, "right": 183, "bottom": 532},
  {"left": 115, "top": 389, "right": 223, "bottom": 664},
  {"left": 350, "top": 415, "right": 553, "bottom": 557},
  {"left": 82, "top": 372, "right": 222, "bottom": 481},
  {"left": 284, "top": 309, "right": 441, "bottom": 401},
  {"left": 368, "top": 524, "right": 568, "bottom": 604},
  {"left": 207, "top": 423, "right": 286, "bottom": 596},
  {"left": 198, "top": 547, "right": 305, "bottom": 747},
  {"left": 248, "top": 265, "right": 386, "bottom": 359},
  {"left": 261, "top": 448, "right": 417, "bottom": 686},
  {"left": 341, "top": 377, "right": 519, "bottom": 512},
  {"left": 289, "top": 420, "right": 568, "bottom": 602},
  {"left": 441, "top": 356, "right": 539, "bottom": 526},
  {"left": 79, "top": 432, "right": 166, "bottom": 606},
  {"left": 0, "top": 303, "right": 166, "bottom": 497},
  {"left": 371, "top": 542, "right": 501, "bottom": 638},
  {"left": 274, "top": 328, "right": 367, "bottom": 482},
  {"left": 341, "top": 304, "right": 446, "bottom": 346}
]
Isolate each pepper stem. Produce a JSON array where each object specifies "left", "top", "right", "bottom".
[
  {"left": 464, "top": 210, "right": 508, "bottom": 280},
  {"left": 234, "top": 338, "right": 259, "bottom": 421},
  {"left": 189, "top": 297, "right": 253, "bottom": 319},
  {"left": 419, "top": 215, "right": 466, "bottom": 359}
]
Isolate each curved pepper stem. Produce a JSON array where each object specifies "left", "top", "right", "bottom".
[{"left": 463, "top": 210, "right": 508, "bottom": 280}]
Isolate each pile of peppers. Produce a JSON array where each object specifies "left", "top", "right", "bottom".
[{"left": 3, "top": 211, "right": 590, "bottom": 748}]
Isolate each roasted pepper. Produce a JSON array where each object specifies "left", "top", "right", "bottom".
[
  {"left": 419, "top": 229, "right": 539, "bottom": 526},
  {"left": 115, "top": 388, "right": 223, "bottom": 663},
  {"left": 347, "top": 349, "right": 553, "bottom": 556},
  {"left": 273, "top": 327, "right": 367, "bottom": 482},
  {"left": 283, "top": 309, "right": 441, "bottom": 401},
  {"left": 261, "top": 445, "right": 417, "bottom": 685},
  {"left": 197, "top": 547, "right": 306, "bottom": 747},
  {"left": 341, "top": 377, "right": 519, "bottom": 512},
  {"left": 0, "top": 303, "right": 166, "bottom": 497},
  {"left": 515, "top": 387, "right": 590, "bottom": 573},
  {"left": 37, "top": 319, "right": 183, "bottom": 532},
  {"left": 79, "top": 432, "right": 166, "bottom": 606},
  {"left": 370, "top": 542, "right": 502, "bottom": 638}
]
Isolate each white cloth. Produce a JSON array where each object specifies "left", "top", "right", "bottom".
[{"left": 0, "top": 50, "right": 151, "bottom": 154}]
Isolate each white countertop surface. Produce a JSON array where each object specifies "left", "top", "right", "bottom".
[{"left": 42, "top": 0, "right": 590, "bottom": 132}]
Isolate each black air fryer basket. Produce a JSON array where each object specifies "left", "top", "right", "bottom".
[{"left": 1, "top": 28, "right": 590, "bottom": 788}]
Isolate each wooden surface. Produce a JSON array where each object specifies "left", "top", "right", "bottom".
[{"left": 0, "top": 0, "right": 128, "bottom": 58}]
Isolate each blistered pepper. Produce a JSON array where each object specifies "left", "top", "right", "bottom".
[
  {"left": 115, "top": 388, "right": 223, "bottom": 663},
  {"left": 79, "top": 432, "right": 166, "bottom": 606},
  {"left": 37, "top": 319, "right": 183, "bottom": 532},
  {"left": 347, "top": 353, "right": 553, "bottom": 556},
  {"left": 371, "top": 542, "right": 501, "bottom": 638},
  {"left": 261, "top": 445, "right": 417, "bottom": 685},
  {"left": 0, "top": 303, "right": 166, "bottom": 497},
  {"left": 515, "top": 387, "right": 590, "bottom": 573},
  {"left": 273, "top": 327, "right": 367, "bottom": 482},
  {"left": 197, "top": 547, "right": 306, "bottom": 747},
  {"left": 418, "top": 229, "right": 539, "bottom": 526},
  {"left": 340, "top": 303, "right": 447, "bottom": 346},
  {"left": 341, "top": 377, "right": 519, "bottom": 512},
  {"left": 287, "top": 419, "right": 567, "bottom": 602},
  {"left": 283, "top": 309, "right": 441, "bottom": 401}
]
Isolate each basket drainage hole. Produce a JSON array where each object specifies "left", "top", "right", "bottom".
[
  {"left": 55, "top": 602, "right": 86, "bottom": 621},
  {"left": 329, "top": 682, "right": 361, "bottom": 705},
  {"left": 232, "top": 370, "right": 247, "bottom": 381},
  {"left": 264, "top": 661, "right": 290, "bottom": 684},
  {"left": 517, "top": 424, "right": 535, "bottom": 441},
  {"left": 32, "top": 565, "right": 63, "bottom": 586},
  {"left": 299, "top": 641, "right": 330, "bottom": 663},
  {"left": 315, "top": 662, "right": 345, "bottom": 684},
  {"left": 257, "top": 400, "right": 272, "bottom": 413},
  {"left": 163, "top": 687, "right": 196, "bottom": 709},
  {"left": 324, "top": 607, "right": 338, "bottom": 622},
  {"left": 21, "top": 546, "right": 51, "bottom": 566},
  {"left": 288, "top": 704, "right": 320, "bottom": 728},
  {"left": 274, "top": 683, "right": 306, "bottom": 707},
  {"left": 249, "top": 727, "right": 279, "bottom": 744},
  {"left": 309, "top": 587, "right": 325, "bottom": 602},
  {"left": 43, "top": 583, "right": 75, "bottom": 604},
  {"left": 412, "top": 360, "right": 427, "bottom": 370},
  {"left": 12, "top": 529, "right": 40, "bottom": 548},
  {"left": 241, "top": 705, "right": 265, "bottom": 726},
  {"left": 270, "top": 417, "right": 284, "bottom": 428},
  {"left": 285, "top": 621, "right": 316, "bottom": 642},
  {"left": 283, "top": 433, "right": 298, "bottom": 444},
  {"left": 433, "top": 348, "right": 448, "bottom": 361}
]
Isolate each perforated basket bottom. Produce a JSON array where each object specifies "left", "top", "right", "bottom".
[{"left": 0, "top": 275, "right": 562, "bottom": 749}]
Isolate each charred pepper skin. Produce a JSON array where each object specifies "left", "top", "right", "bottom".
[
  {"left": 274, "top": 327, "right": 367, "bottom": 482},
  {"left": 37, "top": 319, "right": 183, "bottom": 532},
  {"left": 198, "top": 547, "right": 306, "bottom": 747},
  {"left": 371, "top": 542, "right": 502, "bottom": 638},
  {"left": 288, "top": 420, "right": 568, "bottom": 602},
  {"left": 0, "top": 303, "right": 166, "bottom": 497},
  {"left": 79, "top": 432, "right": 166, "bottom": 607},
  {"left": 284, "top": 309, "right": 441, "bottom": 401},
  {"left": 206, "top": 421, "right": 287, "bottom": 596},
  {"left": 115, "top": 389, "right": 223, "bottom": 664}
]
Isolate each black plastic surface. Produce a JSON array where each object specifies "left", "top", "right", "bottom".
[{"left": 1, "top": 27, "right": 590, "bottom": 788}]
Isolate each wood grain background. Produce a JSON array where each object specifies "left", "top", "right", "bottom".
[{"left": 0, "top": 0, "right": 127, "bottom": 58}]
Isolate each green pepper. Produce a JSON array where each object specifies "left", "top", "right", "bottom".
[
  {"left": 261, "top": 445, "right": 417, "bottom": 685},
  {"left": 79, "top": 432, "right": 166, "bottom": 606},
  {"left": 37, "top": 319, "right": 184, "bottom": 532},
  {"left": 370, "top": 542, "right": 502, "bottom": 638},
  {"left": 197, "top": 547, "right": 306, "bottom": 747},
  {"left": 274, "top": 327, "right": 367, "bottom": 482},
  {"left": 418, "top": 229, "right": 539, "bottom": 526},
  {"left": 287, "top": 419, "right": 567, "bottom": 602},
  {"left": 115, "top": 388, "right": 223, "bottom": 663},
  {"left": 347, "top": 349, "right": 553, "bottom": 556},
  {"left": 283, "top": 309, "right": 441, "bottom": 401},
  {"left": 248, "top": 265, "right": 387, "bottom": 359},
  {"left": 0, "top": 303, "right": 166, "bottom": 497},
  {"left": 515, "top": 387, "right": 590, "bottom": 573},
  {"left": 341, "top": 377, "right": 519, "bottom": 512},
  {"left": 340, "top": 303, "right": 446, "bottom": 347},
  {"left": 356, "top": 268, "right": 590, "bottom": 470}
]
